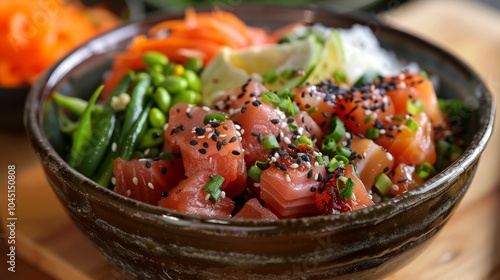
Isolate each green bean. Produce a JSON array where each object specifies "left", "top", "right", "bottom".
[
  {"left": 154, "top": 87, "right": 171, "bottom": 113},
  {"left": 77, "top": 111, "right": 116, "bottom": 177},
  {"left": 56, "top": 109, "right": 78, "bottom": 134},
  {"left": 69, "top": 85, "right": 103, "bottom": 168},
  {"left": 183, "top": 57, "right": 203, "bottom": 73},
  {"left": 172, "top": 89, "right": 201, "bottom": 105},
  {"left": 53, "top": 92, "right": 102, "bottom": 116},
  {"left": 183, "top": 69, "right": 201, "bottom": 92},
  {"left": 163, "top": 75, "right": 188, "bottom": 94},
  {"left": 143, "top": 51, "right": 169, "bottom": 67},
  {"left": 138, "top": 127, "right": 164, "bottom": 149},
  {"left": 121, "top": 72, "right": 151, "bottom": 137},
  {"left": 119, "top": 102, "right": 153, "bottom": 161},
  {"left": 94, "top": 103, "right": 152, "bottom": 187}
]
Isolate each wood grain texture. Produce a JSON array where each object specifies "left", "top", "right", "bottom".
[{"left": 0, "top": 0, "right": 498, "bottom": 279}]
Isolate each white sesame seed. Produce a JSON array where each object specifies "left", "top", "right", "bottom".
[
  {"left": 209, "top": 157, "right": 213, "bottom": 165},
  {"left": 240, "top": 129, "right": 244, "bottom": 135},
  {"left": 314, "top": 162, "right": 319, "bottom": 167},
  {"left": 202, "top": 106, "right": 211, "bottom": 111},
  {"left": 235, "top": 131, "right": 241, "bottom": 137},
  {"left": 297, "top": 127, "right": 304, "bottom": 135},
  {"left": 219, "top": 134, "right": 227, "bottom": 137},
  {"left": 399, "top": 73, "right": 405, "bottom": 80},
  {"left": 280, "top": 122, "right": 288, "bottom": 129},
  {"left": 274, "top": 152, "right": 279, "bottom": 158},
  {"left": 290, "top": 163, "right": 299, "bottom": 169},
  {"left": 386, "top": 152, "right": 394, "bottom": 161},
  {"left": 148, "top": 182, "right": 154, "bottom": 190},
  {"left": 205, "top": 128, "right": 213, "bottom": 133},
  {"left": 111, "top": 177, "right": 116, "bottom": 185},
  {"left": 138, "top": 158, "right": 147, "bottom": 162},
  {"left": 197, "top": 135, "right": 205, "bottom": 139},
  {"left": 286, "top": 174, "right": 291, "bottom": 182},
  {"left": 379, "top": 129, "right": 386, "bottom": 134},
  {"left": 144, "top": 148, "right": 150, "bottom": 156},
  {"left": 163, "top": 123, "right": 169, "bottom": 131},
  {"left": 271, "top": 157, "right": 277, "bottom": 162},
  {"left": 284, "top": 137, "right": 291, "bottom": 144},
  {"left": 207, "top": 132, "right": 214, "bottom": 139},
  {"left": 364, "top": 110, "right": 372, "bottom": 115},
  {"left": 205, "top": 193, "right": 211, "bottom": 201},
  {"left": 306, "top": 162, "right": 312, "bottom": 168},
  {"left": 230, "top": 95, "right": 237, "bottom": 101},
  {"left": 220, "top": 191, "right": 226, "bottom": 199},
  {"left": 126, "top": 189, "right": 131, "bottom": 196},
  {"left": 132, "top": 177, "right": 138, "bottom": 186},
  {"left": 392, "top": 184, "right": 399, "bottom": 191},
  {"left": 253, "top": 182, "right": 260, "bottom": 188},
  {"left": 314, "top": 173, "right": 319, "bottom": 181},
  {"left": 234, "top": 124, "right": 241, "bottom": 130},
  {"left": 111, "top": 142, "right": 117, "bottom": 152},
  {"left": 372, "top": 112, "right": 378, "bottom": 119}
]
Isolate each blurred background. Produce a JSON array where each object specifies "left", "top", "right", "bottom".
[{"left": 0, "top": 0, "right": 499, "bottom": 279}]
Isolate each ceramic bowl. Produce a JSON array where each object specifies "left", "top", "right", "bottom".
[{"left": 25, "top": 6, "right": 495, "bottom": 280}]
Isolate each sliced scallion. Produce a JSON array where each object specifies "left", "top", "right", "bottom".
[
  {"left": 337, "top": 176, "right": 355, "bottom": 200},
  {"left": 365, "top": 128, "right": 380, "bottom": 139},
  {"left": 204, "top": 174, "right": 225, "bottom": 203},
  {"left": 336, "top": 145, "right": 351, "bottom": 158},
  {"left": 262, "top": 135, "right": 280, "bottom": 151},
  {"left": 407, "top": 99, "right": 424, "bottom": 115},
  {"left": 374, "top": 173, "right": 392, "bottom": 195},
  {"left": 405, "top": 118, "right": 419, "bottom": 132},
  {"left": 203, "top": 113, "right": 229, "bottom": 125},
  {"left": 261, "top": 91, "right": 281, "bottom": 106},
  {"left": 295, "top": 135, "right": 313, "bottom": 147},
  {"left": 334, "top": 155, "right": 349, "bottom": 166},
  {"left": 416, "top": 162, "right": 437, "bottom": 179},
  {"left": 307, "top": 106, "right": 318, "bottom": 115}
]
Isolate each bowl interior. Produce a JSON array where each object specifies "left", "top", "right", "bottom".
[{"left": 28, "top": 5, "right": 494, "bottom": 231}]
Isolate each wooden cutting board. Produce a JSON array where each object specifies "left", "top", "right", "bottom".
[{"left": 1, "top": 0, "right": 499, "bottom": 279}]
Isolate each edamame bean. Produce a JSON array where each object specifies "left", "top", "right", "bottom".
[
  {"left": 183, "top": 69, "right": 201, "bottom": 92},
  {"left": 149, "top": 107, "right": 167, "bottom": 128},
  {"left": 163, "top": 76, "right": 188, "bottom": 94},
  {"left": 138, "top": 128, "right": 164, "bottom": 149},
  {"left": 172, "top": 89, "right": 201, "bottom": 105},
  {"left": 184, "top": 57, "right": 203, "bottom": 73},
  {"left": 143, "top": 51, "right": 169, "bottom": 67},
  {"left": 151, "top": 72, "right": 165, "bottom": 86},
  {"left": 154, "top": 87, "right": 171, "bottom": 113},
  {"left": 163, "top": 63, "right": 176, "bottom": 76}
]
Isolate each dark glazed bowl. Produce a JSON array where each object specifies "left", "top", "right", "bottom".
[{"left": 25, "top": 6, "right": 495, "bottom": 280}]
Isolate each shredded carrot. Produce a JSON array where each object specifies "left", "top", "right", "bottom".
[
  {"left": 0, "top": 0, "right": 120, "bottom": 88},
  {"left": 103, "top": 8, "right": 271, "bottom": 96}
]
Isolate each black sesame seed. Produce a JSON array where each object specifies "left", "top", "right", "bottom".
[
  {"left": 383, "top": 166, "right": 390, "bottom": 173},
  {"left": 258, "top": 134, "right": 264, "bottom": 143},
  {"left": 397, "top": 178, "right": 407, "bottom": 183},
  {"left": 209, "top": 121, "right": 221, "bottom": 128},
  {"left": 229, "top": 136, "right": 237, "bottom": 143},
  {"left": 231, "top": 150, "right": 241, "bottom": 155},
  {"left": 287, "top": 118, "right": 295, "bottom": 124},
  {"left": 222, "top": 139, "right": 227, "bottom": 145},
  {"left": 252, "top": 100, "right": 261, "bottom": 106},
  {"left": 198, "top": 149, "right": 207, "bottom": 154},
  {"left": 161, "top": 167, "right": 167, "bottom": 174},
  {"left": 270, "top": 119, "right": 280, "bottom": 124},
  {"left": 307, "top": 169, "right": 313, "bottom": 179},
  {"left": 279, "top": 164, "right": 288, "bottom": 171},
  {"left": 203, "top": 142, "right": 209, "bottom": 148},
  {"left": 214, "top": 129, "right": 220, "bottom": 136},
  {"left": 322, "top": 112, "right": 329, "bottom": 118},
  {"left": 211, "top": 134, "right": 218, "bottom": 142},
  {"left": 152, "top": 131, "right": 162, "bottom": 138},
  {"left": 161, "top": 192, "right": 169, "bottom": 197},
  {"left": 145, "top": 161, "right": 152, "bottom": 168},
  {"left": 189, "top": 140, "right": 198, "bottom": 146},
  {"left": 186, "top": 112, "right": 193, "bottom": 118},
  {"left": 216, "top": 141, "right": 222, "bottom": 151},
  {"left": 317, "top": 173, "right": 323, "bottom": 182},
  {"left": 310, "top": 187, "right": 317, "bottom": 192},
  {"left": 176, "top": 108, "right": 181, "bottom": 113}
]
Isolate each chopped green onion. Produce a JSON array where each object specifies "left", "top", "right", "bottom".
[
  {"left": 337, "top": 176, "right": 355, "bottom": 200},
  {"left": 307, "top": 106, "right": 318, "bottom": 115},
  {"left": 280, "top": 69, "right": 294, "bottom": 80},
  {"left": 159, "top": 152, "right": 176, "bottom": 160},
  {"left": 248, "top": 165, "right": 263, "bottom": 182},
  {"left": 288, "top": 122, "right": 299, "bottom": 133},
  {"left": 353, "top": 70, "right": 380, "bottom": 87},
  {"left": 436, "top": 140, "right": 451, "bottom": 156},
  {"left": 407, "top": 99, "right": 425, "bottom": 115},
  {"left": 278, "top": 96, "right": 299, "bottom": 117},
  {"left": 450, "top": 144, "right": 463, "bottom": 161},
  {"left": 262, "top": 135, "right": 280, "bottom": 151},
  {"left": 321, "top": 135, "right": 336, "bottom": 156},
  {"left": 365, "top": 128, "right": 380, "bottom": 139},
  {"left": 203, "top": 113, "right": 229, "bottom": 125},
  {"left": 334, "top": 155, "right": 349, "bottom": 166},
  {"left": 327, "top": 116, "right": 346, "bottom": 142},
  {"left": 405, "top": 118, "right": 419, "bottom": 132},
  {"left": 261, "top": 91, "right": 281, "bottom": 106},
  {"left": 277, "top": 88, "right": 295, "bottom": 99},
  {"left": 333, "top": 70, "right": 347, "bottom": 84},
  {"left": 326, "top": 158, "right": 340, "bottom": 172},
  {"left": 374, "top": 173, "right": 393, "bottom": 195},
  {"left": 392, "top": 116, "right": 404, "bottom": 122},
  {"left": 363, "top": 115, "right": 373, "bottom": 124},
  {"left": 416, "top": 162, "right": 437, "bottom": 179},
  {"left": 263, "top": 69, "right": 280, "bottom": 84},
  {"left": 420, "top": 70, "right": 430, "bottom": 79},
  {"left": 295, "top": 135, "right": 313, "bottom": 147},
  {"left": 335, "top": 145, "right": 351, "bottom": 158},
  {"left": 248, "top": 159, "right": 271, "bottom": 182},
  {"left": 204, "top": 174, "right": 225, "bottom": 203},
  {"left": 315, "top": 155, "right": 325, "bottom": 166}
]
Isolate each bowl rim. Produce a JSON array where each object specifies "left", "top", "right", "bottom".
[{"left": 25, "top": 5, "right": 495, "bottom": 232}]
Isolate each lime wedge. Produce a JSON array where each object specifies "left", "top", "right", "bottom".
[
  {"left": 306, "top": 30, "right": 345, "bottom": 84},
  {"left": 201, "top": 36, "right": 322, "bottom": 105}
]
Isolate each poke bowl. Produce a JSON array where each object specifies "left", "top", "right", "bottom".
[{"left": 25, "top": 5, "right": 494, "bottom": 280}]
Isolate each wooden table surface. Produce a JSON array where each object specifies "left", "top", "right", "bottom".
[{"left": 1, "top": 0, "right": 499, "bottom": 279}]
